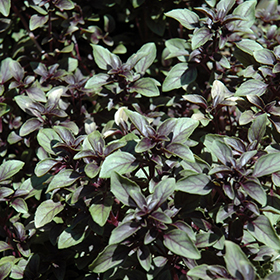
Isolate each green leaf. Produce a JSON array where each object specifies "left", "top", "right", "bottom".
[
  {"left": 88, "top": 244, "right": 129, "bottom": 273},
  {"left": 232, "top": 0, "right": 257, "bottom": 32},
  {"left": 176, "top": 174, "right": 211, "bottom": 195},
  {"left": 254, "top": 49, "right": 276, "bottom": 66},
  {"left": 247, "top": 215, "right": 280, "bottom": 249},
  {"left": 0, "top": 160, "right": 24, "bottom": 183},
  {"left": 216, "top": 0, "right": 235, "bottom": 14},
  {"left": 134, "top": 42, "right": 156, "bottom": 74},
  {"left": 58, "top": 224, "right": 86, "bottom": 249},
  {"left": 37, "top": 128, "right": 61, "bottom": 155},
  {"left": 35, "top": 159, "right": 58, "bottom": 177},
  {"left": 34, "top": 199, "right": 64, "bottom": 228},
  {"left": 150, "top": 209, "right": 172, "bottom": 224},
  {"left": 253, "top": 152, "right": 280, "bottom": 177},
  {"left": 29, "top": 15, "right": 48, "bottom": 31},
  {"left": 124, "top": 109, "right": 150, "bottom": 137},
  {"left": 187, "top": 264, "right": 213, "bottom": 279},
  {"left": 54, "top": 0, "right": 75, "bottom": 10},
  {"left": 248, "top": 114, "right": 267, "bottom": 143},
  {"left": 84, "top": 130, "right": 105, "bottom": 154},
  {"left": 89, "top": 196, "right": 113, "bottom": 227},
  {"left": 235, "top": 79, "right": 268, "bottom": 96},
  {"left": 84, "top": 73, "right": 110, "bottom": 89},
  {"left": 0, "top": 58, "right": 13, "bottom": 83},
  {"left": 130, "top": 77, "right": 159, "bottom": 97},
  {"left": 163, "top": 229, "right": 200, "bottom": 259},
  {"left": 165, "top": 9, "right": 199, "bottom": 30},
  {"left": 25, "top": 83, "right": 47, "bottom": 103},
  {"left": 153, "top": 178, "right": 175, "bottom": 208},
  {"left": 191, "top": 27, "right": 212, "bottom": 50},
  {"left": 196, "top": 232, "right": 220, "bottom": 248},
  {"left": 19, "top": 118, "right": 42, "bottom": 137},
  {"left": 162, "top": 63, "right": 197, "bottom": 92},
  {"left": 92, "top": 45, "right": 121, "bottom": 70},
  {"left": 0, "top": 187, "right": 14, "bottom": 199},
  {"left": 110, "top": 172, "right": 146, "bottom": 208},
  {"left": 171, "top": 117, "right": 199, "bottom": 145},
  {"left": 241, "top": 180, "right": 267, "bottom": 206},
  {"left": 46, "top": 169, "right": 80, "bottom": 192},
  {"left": 11, "top": 198, "right": 28, "bottom": 214},
  {"left": 135, "top": 137, "right": 156, "bottom": 153},
  {"left": 85, "top": 162, "right": 100, "bottom": 179},
  {"left": 109, "top": 221, "right": 141, "bottom": 244},
  {"left": 45, "top": 87, "right": 65, "bottom": 111},
  {"left": 0, "top": 0, "right": 11, "bottom": 17},
  {"left": 236, "top": 39, "right": 263, "bottom": 56},
  {"left": 137, "top": 246, "right": 151, "bottom": 272},
  {"left": 0, "top": 260, "right": 13, "bottom": 280},
  {"left": 205, "top": 139, "right": 233, "bottom": 166},
  {"left": 0, "top": 103, "right": 10, "bottom": 117},
  {"left": 0, "top": 241, "right": 13, "bottom": 252},
  {"left": 224, "top": 240, "right": 255, "bottom": 280},
  {"left": 265, "top": 272, "right": 280, "bottom": 280},
  {"left": 165, "top": 142, "right": 195, "bottom": 161},
  {"left": 100, "top": 151, "right": 138, "bottom": 178}
]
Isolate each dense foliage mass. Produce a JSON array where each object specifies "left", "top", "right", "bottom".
[{"left": 1, "top": 0, "right": 280, "bottom": 279}]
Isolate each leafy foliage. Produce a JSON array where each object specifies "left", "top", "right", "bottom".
[{"left": 1, "top": 0, "right": 280, "bottom": 279}]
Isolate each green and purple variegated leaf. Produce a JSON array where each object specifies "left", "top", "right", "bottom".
[
  {"left": 34, "top": 199, "right": 64, "bottom": 228},
  {"left": 134, "top": 43, "right": 157, "bottom": 74},
  {"left": 88, "top": 244, "right": 129, "bottom": 273},
  {"left": 176, "top": 174, "right": 211, "bottom": 195},
  {"left": 191, "top": 27, "right": 212, "bottom": 50},
  {"left": 92, "top": 45, "right": 121, "bottom": 70},
  {"left": 109, "top": 221, "right": 141, "bottom": 245},
  {"left": 162, "top": 63, "right": 197, "bottom": 92},
  {"left": 130, "top": 77, "right": 159, "bottom": 97},
  {"left": 165, "top": 9, "right": 199, "bottom": 30},
  {"left": 163, "top": 229, "right": 200, "bottom": 259},
  {"left": 0, "top": 160, "right": 25, "bottom": 183},
  {"left": 224, "top": 240, "right": 256, "bottom": 280},
  {"left": 100, "top": 151, "right": 138, "bottom": 178},
  {"left": 247, "top": 215, "right": 280, "bottom": 249},
  {"left": 110, "top": 172, "right": 146, "bottom": 209},
  {"left": 253, "top": 152, "right": 280, "bottom": 177}
]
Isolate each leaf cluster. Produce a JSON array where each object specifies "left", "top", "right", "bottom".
[{"left": 1, "top": 0, "right": 280, "bottom": 279}]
